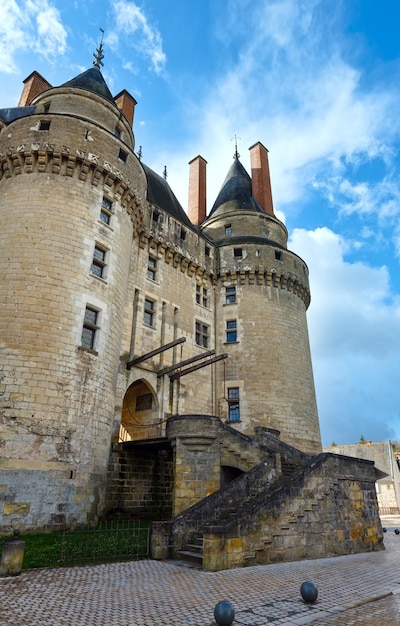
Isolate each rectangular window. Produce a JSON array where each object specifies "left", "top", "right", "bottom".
[
  {"left": 91, "top": 244, "right": 107, "bottom": 278},
  {"left": 118, "top": 148, "right": 127, "bottom": 163},
  {"left": 114, "top": 126, "right": 121, "bottom": 138},
  {"left": 205, "top": 246, "right": 210, "bottom": 257},
  {"left": 180, "top": 227, "right": 186, "bottom": 241},
  {"left": 147, "top": 255, "right": 157, "bottom": 281},
  {"left": 39, "top": 120, "right": 50, "bottom": 131},
  {"left": 100, "top": 197, "right": 113, "bottom": 225},
  {"left": 152, "top": 210, "right": 160, "bottom": 223},
  {"left": 225, "top": 224, "right": 232, "bottom": 236},
  {"left": 144, "top": 298, "right": 155, "bottom": 326},
  {"left": 136, "top": 393, "right": 153, "bottom": 411},
  {"left": 234, "top": 248, "right": 243, "bottom": 258},
  {"left": 225, "top": 286, "right": 236, "bottom": 304},
  {"left": 275, "top": 250, "right": 282, "bottom": 261},
  {"left": 228, "top": 387, "right": 240, "bottom": 422},
  {"left": 226, "top": 320, "right": 237, "bottom": 343},
  {"left": 196, "top": 284, "right": 209, "bottom": 308},
  {"left": 195, "top": 321, "right": 209, "bottom": 348},
  {"left": 81, "top": 306, "right": 99, "bottom": 350}
]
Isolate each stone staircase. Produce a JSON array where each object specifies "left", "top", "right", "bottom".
[
  {"left": 150, "top": 429, "right": 382, "bottom": 571},
  {"left": 176, "top": 533, "right": 204, "bottom": 567},
  {"left": 174, "top": 443, "right": 309, "bottom": 567}
]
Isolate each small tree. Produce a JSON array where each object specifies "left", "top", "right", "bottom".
[{"left": 359, "top": 435, "right": 366, "bottom": 444}]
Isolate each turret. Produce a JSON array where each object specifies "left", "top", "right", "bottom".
[
  {"left": 0, "top": 52, "right": 146, "bottom": 530},
  {"left": 201, "top": 148, "right": 321, "bottom": 454}
]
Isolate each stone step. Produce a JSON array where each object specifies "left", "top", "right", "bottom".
[{"left": 176, "top": 550, "right": 203, "bottom": 565}]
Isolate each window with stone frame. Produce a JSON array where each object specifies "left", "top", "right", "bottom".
[
  {"left": 136, "top": 393, "right": 153, "bottom": 411},
  {"left": 91, "top": 244, "right": 107, "bottom": 279},
  {"left": 100, "top": 197, "right": 113, "bottom": 225},
  {"left": 144, "top": 298, "right": 155, "bottom": 326},
  {"left": 196, "top": 284, "right": 209, "bottom": 308},
  {"left": 226, "top": 319, "right": 237, "bottom": 343},
  {"left": 195, "top": 320, "right": 210, "bottom": 348},
  {"left": 225, "top": 286, "right": 236, "bottom": 304},
  {"left": 227, "top": 387, "right": 240, "bottom": 421},
  {"left": 81, "top": 306, "right": 100, "bottom": 350},
  {"left": 147, "top": 255, "right": 157, "bottom": 281}
]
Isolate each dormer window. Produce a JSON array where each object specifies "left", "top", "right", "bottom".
[
  {"left": 180, "top": 227, "right": 186, "bottom": 241},
  {"left": 43, "top": 104, "right": 50, "bottom": 114},
  {"left": 114, "top": 126, "right": 121, "bottom": 139}
]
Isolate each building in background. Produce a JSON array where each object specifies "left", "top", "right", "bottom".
[{"left": 324, "top": 441, "right": 400, "bottom": 515}]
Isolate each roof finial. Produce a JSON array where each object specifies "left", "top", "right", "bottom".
[
  {"left": 137, "top": 146, "right": 142, "bottom": 162},
  {"left": 93, "top": 28, "right": 105, "bottom": 68},
  {"left": 231, "top": 134, "right": 241, "bottom": 160},
  {"left": 163, "top": 165, "right": 168, "bottom": 180}
]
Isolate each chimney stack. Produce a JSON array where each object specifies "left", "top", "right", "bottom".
[
  {"left": 188, "top": 155, "right": 207, "bottom": 225},
  {"left": 18, "top": 71, "right": 52, "bottom": 106},
  {"left": 249, "top": 142, "right": 274, "bottom": 216},
  {"left": 114, "top": 90, "right": 137, "bottom": 127}
]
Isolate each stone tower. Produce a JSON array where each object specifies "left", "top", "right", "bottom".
[
  {"left": 0, "top": 60, "right": 146, "bottom": 529},
  {"left": 201, "top": 144, "right": 321, "bottom": 454}
]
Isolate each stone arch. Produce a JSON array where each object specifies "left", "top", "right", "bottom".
[
  {"left": 120, "top": 379, "right": 161, "bottom": 442},
  {"left": 220, "top": 465, "right": 245, "bottom": 488}
]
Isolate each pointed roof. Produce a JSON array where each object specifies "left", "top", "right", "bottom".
[
  {"left": 207, "top": 158, "right": 264, "bottom": 220},
  {"left": 141, "top": 163, "right": 193, "bottom": 228},
  {"left": 61, "top": 66, "right": 116, "bottom": 106}
]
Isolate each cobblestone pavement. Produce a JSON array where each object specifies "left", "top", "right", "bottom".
[{"left": 1, "top": 516, "right": 400, "bottom": 626}]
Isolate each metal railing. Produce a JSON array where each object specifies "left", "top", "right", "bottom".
[{"left": 59, "top": 520, "right": 150, "bottom": 567}]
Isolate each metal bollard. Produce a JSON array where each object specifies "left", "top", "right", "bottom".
[{"left": 0, "top": 530, "right": 25, "bottom": 577}]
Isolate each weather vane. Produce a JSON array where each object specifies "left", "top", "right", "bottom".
[
  {"left": 93, "top": 28, "right": 105, "bottom": 68},
  {"left": 231, "top": 134, "right": 241, "bottom": 159},
  {"left": 163, "top": 166, "right": 168, "bottom": 180}
]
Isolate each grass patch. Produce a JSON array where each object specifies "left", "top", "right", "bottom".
[{"left": 0, "top": 521, "right": 151, "bottom": 569}]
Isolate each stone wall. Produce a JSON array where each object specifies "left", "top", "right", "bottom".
[
  {"left": 203, "top": 453, "right": 382, "bottom": 570},
  {"left": 324, "top": 441, "right": 400, "bottom": 514},
  {"left": 104, "top": 443, "right": 173, "bottom": 520}
]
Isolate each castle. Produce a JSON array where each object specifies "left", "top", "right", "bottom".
[{"left": 0, "top": 49, "right": 383, "bottom": 569}]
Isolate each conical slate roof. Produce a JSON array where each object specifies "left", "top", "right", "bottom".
[
  {"left": 141, "top": 163, "right": 193, "bottom": 228},
  {"left": 207, "top": 158, "right": 264, "bottom": 220},
  {"left": 61, "top": 66, "right": 116, "bottom": 105}
]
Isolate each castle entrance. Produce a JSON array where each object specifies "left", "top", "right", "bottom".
[{"left": 120, "top": 379, "right": 162, "bottom": 442}]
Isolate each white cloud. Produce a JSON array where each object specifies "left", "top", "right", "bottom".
[
  {"left": 0, "top": 0, "right": 67, "bottom": 74},
  {"left": 290, "top": 227, "right": 400, "bottom": 444},
  {"left": 34, "top": 3, "right": 67, "bottom": 57},
  {"left": 314, "top": 175, "right": 400, "bottom": 220},
  {"left": 109, "top": 1, "right": 166, "bottom": 74}
]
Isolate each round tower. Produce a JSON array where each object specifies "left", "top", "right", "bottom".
[
  {"left": 201, "top": 144, "right": 321, "bottom": 455},
  {"left": 0, "top": 58, "right": 146, "bottom": 530}
]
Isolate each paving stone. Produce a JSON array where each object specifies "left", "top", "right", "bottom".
[{"left": 0, "top": 515, "right": 399, "bottom": 625}]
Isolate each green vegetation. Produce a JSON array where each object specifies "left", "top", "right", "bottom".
[{"left": 0, "top": 521, "right": 150, "bottom": 570}]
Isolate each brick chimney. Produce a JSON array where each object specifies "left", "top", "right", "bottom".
[
  {"left": 114, "top": 90, "right": 137, "bottom": 127},
  {"left": 249, "top": 142, "right": 274, "bottom": 216},
  {"left": 188, "top": 155, "right": 207, "bottom": 225},
  {"left": 18, "top": 71, "right": 52, "bottom": 106}
]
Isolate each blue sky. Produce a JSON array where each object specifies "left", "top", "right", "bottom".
[{"left": 2, "top": 0, "right": 400, "bottom": 447}]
